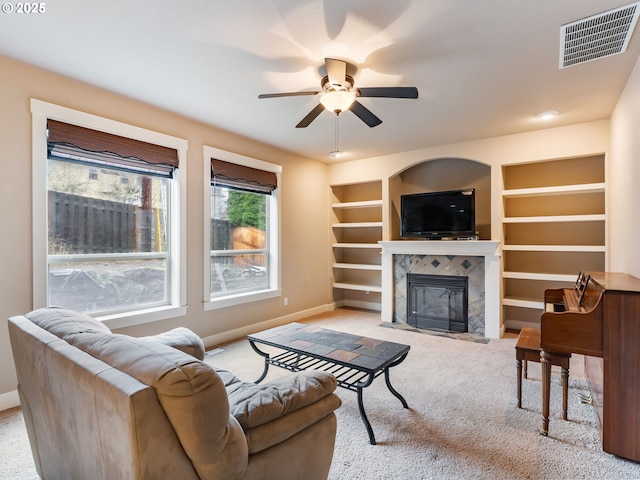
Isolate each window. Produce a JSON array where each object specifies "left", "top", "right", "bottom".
[
  {"left": 203, "top": 146, "right": 281, "bottom": 309},
  {"left": 32, "top": 100, "right": 188, "bottom": 327}
]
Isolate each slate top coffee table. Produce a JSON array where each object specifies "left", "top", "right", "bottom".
[{"left": 247, "top": 322, "right": 410, "bottom": 445}]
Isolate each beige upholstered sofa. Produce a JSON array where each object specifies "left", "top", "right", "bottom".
[{"left": 8, "top": 308, "right": 341, "bottom": 480}]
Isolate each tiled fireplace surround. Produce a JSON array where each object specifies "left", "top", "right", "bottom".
[{"left": 380, "top": 241, "right": 501, "bottom": 338}]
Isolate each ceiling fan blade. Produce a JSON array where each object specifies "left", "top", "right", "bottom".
[
  {"left": 325, "top": 58, "right": 347, "bottom": 86},
  {"left": 349, "top": 101, "right": 382, "bottom": 128},
  {"left": 295, "top": 103, "right": 326, "bottom": 128},
  {"left": 258, "top": 91, "right": 320, "bottom": 99},
  {"left": 356, "top": 87, "right": 419, "bottom": 99}
]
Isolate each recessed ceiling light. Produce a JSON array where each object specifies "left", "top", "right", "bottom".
[{"left": 536, "top": 110, "right": 559, "bottom": 120}]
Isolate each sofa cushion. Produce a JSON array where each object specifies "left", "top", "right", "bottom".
[
  {"left": 214, "top": 367, "right": 244, "bottom": 388},
  {"left": 218, "top": 367, "right": 341, "bottom": 453},
  {"left": 226, "top": 371, "right": 338, "bottom": 429},
  {"left": 243, "top": 394, "right": 342, "bottom": 454}
]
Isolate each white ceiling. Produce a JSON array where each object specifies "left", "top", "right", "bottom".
[{"left": 1, "top": 0, "right": 639, "bottom": 163}]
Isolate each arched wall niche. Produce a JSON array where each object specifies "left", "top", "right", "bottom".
[{"left": 389, "top": 157, "right": 491, "bottom": 240}]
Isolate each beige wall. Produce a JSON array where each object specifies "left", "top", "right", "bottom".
[
  {"left": 610, "top": 55, "right": 640, "bottom": 278},
  {"left": 0, "top": 55, "right": 330, "bottom": 401},
  {"left": 391, "top": 158, "right": 492, "bottom": 240},
  {"left": 328, "top": 119, "right": 610, "bottom": 246},
  {"left": 3, "top": 50, "right": 639, "bottom": 404}
]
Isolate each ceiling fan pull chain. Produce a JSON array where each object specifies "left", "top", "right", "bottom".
[
  {"left": 330, "top": 113, "right": 340, "bottom": 157},
  {"left": 335, "top": 114, "right": 339, "bottom": 153}
]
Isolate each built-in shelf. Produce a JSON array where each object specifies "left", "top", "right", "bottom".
[
  {"left": 502, "top": 271, "right": 577, "bottom": 282},
  {"left": 502, "top": 297, "right": 544, "bottom": 309},
  {"left": 501, "top": 155, "right": 607, "bottom": 331},
  {"left": 332, "top": 243, "right": 382, "bottom": 249},
  {"left": 503, "top": 214, "right": 605, "bottom": 223},
  {"left": 333, "top": 263, "right": 382, "bottom": 271},
  {"left": 332, "top": 222, "right": 383, "bottom": 228},
  {"left": 332, "top": 200, "right": 383, "bottom": 209},
  {"left": 331, "top": 181, "right": 383, "bottom": 311},
  {"left": 502, "top": 182, "right": 605, "bottom": 198},
  {"left": 332, "top": 282, "right": 382, "bottom": 293},
  {"left": 502, "top": 245, "right": 606, "bottom": 252}
]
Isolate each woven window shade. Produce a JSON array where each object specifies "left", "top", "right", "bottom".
[
  {"left": 47, "top": 119, "right": 179, "bottom": 168},
  {"left": 211, "top": 158, "right": 277, "bottom": 193}
]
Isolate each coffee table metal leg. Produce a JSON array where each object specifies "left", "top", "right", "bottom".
[
  {"left": 385, "top": 352, "right": 409, "bottom": 408},
  {"left": 248, "top": 340, "right": 270, "bottom": 384},
  {"left": 356, "top": 354, "right": 409, "bottom": 445},
  {"left": 357, "top": 386, "right": 377, "bottom": 445},
  {"left": 385, "top": 368, "right": 408, "bottom": 408}
]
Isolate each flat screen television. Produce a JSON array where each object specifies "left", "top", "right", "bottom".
[{"left": 400, "top": 188, "right": 476, "bottom": 239}]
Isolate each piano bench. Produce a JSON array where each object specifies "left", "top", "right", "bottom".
[{"left": 515, "top": 327, "right": 571, "bottom": 420}]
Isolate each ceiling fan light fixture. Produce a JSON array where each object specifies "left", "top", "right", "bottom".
[
  {"left": 320, "top": 90, "right": 356, "bottom": 113},
  {"left": 259, "top": 58, "right": 417, "bottom": 128}
]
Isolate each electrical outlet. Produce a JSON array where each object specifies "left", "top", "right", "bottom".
[{"left": 284, "top": 297, "right": 288, "bottom": 306}]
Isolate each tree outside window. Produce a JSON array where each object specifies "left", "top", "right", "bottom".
[{"left": 210, "top": 187, "right": 269, "bottom": 297}]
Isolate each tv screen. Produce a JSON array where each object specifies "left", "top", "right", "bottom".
[{"left": 400, "top": 189, "right": 476, "bottom": 239}]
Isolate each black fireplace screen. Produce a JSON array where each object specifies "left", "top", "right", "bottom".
[{"left": 407, "top": 273, "right": 468, "bottom": 332}]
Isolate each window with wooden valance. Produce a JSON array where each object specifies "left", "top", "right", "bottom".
[
  {"left": 47, "top": 119, "right": 179, "bottom": 176},
  {"left": 210, "top": 158, "right": 277, "bottom": 193}
]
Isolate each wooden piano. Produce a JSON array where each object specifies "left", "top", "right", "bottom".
[{"left": 540, "top": 271, "right": 640, "bottom": 462}]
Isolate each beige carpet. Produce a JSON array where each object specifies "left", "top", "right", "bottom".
[{"left": 3, "top": 308, "right": 640, "bottom": 479}]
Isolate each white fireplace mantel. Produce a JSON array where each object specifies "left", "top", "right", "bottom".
[{"left": 380, "top": 241, "right": 502, "bottom": 338}]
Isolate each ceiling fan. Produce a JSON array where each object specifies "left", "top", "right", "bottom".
[{"left": 258, "top": 58, "right": 419, "bottom": 128}]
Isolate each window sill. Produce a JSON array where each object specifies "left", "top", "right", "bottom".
[
  {"left": 204, "top": 289, "right": 282, "bottom": 311},
  {"left": 98, "top": 305, "right": 188, "bottom": 330}
]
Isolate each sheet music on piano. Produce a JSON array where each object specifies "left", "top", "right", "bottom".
[
  {"left": 577, "top": 274, "right": 590, "bottom": 307},
  {"left": 544, "top": 271, "right": 590, "bottom": 313}
]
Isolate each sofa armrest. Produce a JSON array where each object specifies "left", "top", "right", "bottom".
[
  {"left": 141, "top": 327, "right": 205, "bottom": 360},
  {"left": 226, "top": 370, "right": 338, "bottom": 429}
]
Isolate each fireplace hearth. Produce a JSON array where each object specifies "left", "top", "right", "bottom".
[{"left": 407, "top": 273, "right": 468, "bottom": 333}]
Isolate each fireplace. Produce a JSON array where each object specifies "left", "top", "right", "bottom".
[
  {"left": 407, "top": 274, "right": 468, "bottom": 332},
  {"left": 380, "top": 241, "right": 501, "bottom": 338}
]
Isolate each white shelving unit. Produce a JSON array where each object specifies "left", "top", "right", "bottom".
[
  {"left": 502, "top": 214, "right": 605, "bottom": 223},
  {"left": 332, "top": 243, "right": 382, "bottom": 248},
  {"left": 330, "top": 182, "right": 383, "bottom": 310},
  {"left": 332, "top": 221, "right": 383, "bottom": 228},
  {"left": 502, "top": 182, "right": 605, "bottom": 197},
  {"left": 502, "top": 244, "right": 607, "bottom": 252},
  {"left": 501, "top": 155, "right": 607, "bottom": 329},
  {"left": 333, "top": 263, "right": 382, "bottom": 271}
]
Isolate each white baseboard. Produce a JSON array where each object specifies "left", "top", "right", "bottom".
[
  {"left": 0, "top": 390, "right": 20, "bottom": 412},
  {"left": 201, "top": 303, "right": 336, "bottom": 348}
]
